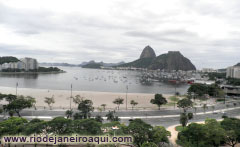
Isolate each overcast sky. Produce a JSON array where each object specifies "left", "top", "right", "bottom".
[{"left": 0, "top": 0, "right": 240, "bottom": 69}]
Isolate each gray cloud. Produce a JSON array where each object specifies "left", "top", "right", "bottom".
[{"left": 0, "top": 0, "right": 240, "bottom": 69}]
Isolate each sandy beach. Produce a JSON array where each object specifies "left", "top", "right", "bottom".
[{"left": 0, "top": 86, "right": 172, "bottom": 110}]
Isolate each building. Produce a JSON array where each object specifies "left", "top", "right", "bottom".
[
  {"left": 226, "top": 66, "right": 240, "bottom": 79},
  {"left": 20, "top": 57, "right": 38, "bottom": 71},
  {"left": 201, "top": 68, "right": 217, "bottom": 73},
  {"left": 221, "top": 85, "right": 240, "bottom": 96},
  {"left": 0, "top": 57, "right": 38, "bottom": 71}
]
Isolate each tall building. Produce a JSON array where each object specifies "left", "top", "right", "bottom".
[
  {"left": 226, "top": 66, "right": 240, "bottom": 79},
  {"left": 20, "top": 57, "right": 38, "bottom": 71}
]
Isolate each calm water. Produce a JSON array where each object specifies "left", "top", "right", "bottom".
[{"left": 0, "top": 67, "right": 189, "bottom": 94}]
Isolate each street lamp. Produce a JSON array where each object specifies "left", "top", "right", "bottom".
[
  {"left": 16, "top": 82, "right": 18, "bottom": 96},
  {"left": 70, "top": 84, "right": 73, "bottom": 110},
  {"left": 126, "top": 85, "right": 128, "bottom": 110}
]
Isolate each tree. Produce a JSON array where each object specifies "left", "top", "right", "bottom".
[
  {"left": 202, "top": 104, "right": 208, "bottom": 113},
  {"left": 78, "top": 99, "right": 94, "bottom": 119},
  {"left": 152, "top": 126, "right": 171, "bottom": 146},
  {"left": 73, "top": 95, "right": 83, "bottom": 105},
  {"left": 101, "top": 104, "right": 107, "bottom": 111},
  {"left": 95, "top": 115, "right": 103, "bottom": 123},
  {"left": 0, "top": 117, "right": 28, "bottom": 136},
  {"left": 177, "top": 98, "right": 193, "bottom": 112},
  {"left": 180, "top": 113, "right": 188, "bottom": 128},
  {"left": 47, "top": 117, "right": 73, "bottom": 135},
  {"left": 113, "top": 97, "right": 124, "bottom": 110},
  {"left": 65, "top": 109, "right": 73, "bottom": 119},
  {"left": 24, "top": 119, "right": 48, "bottom": 135},
  {"left": 150, "top": 94, "right": 167, "bottom": 110},
  {"left": 127, "top": 119, "right": 153, "bottom": 146},
  {"left": 188, "top": 112, "right": 193, "bottom": 120},
  {"left": 188, "top": 84, "right": 208, "bottom": 97},
  {"left": 44, "top": 96, "right": 55, "bottom": 110},
  {"left": 130, "top": 100, "right": 138, "bottom": 110},
  {"left": 221, "top": 118, "right": 240, "bottom": 147},
  {"left": 73, "top": 119, "right": 102, "bottom": 135},
  {"left": 106, "top": 111, "right": 120, "bottom": 122},
  {"left": 141, "top": 142, "right": 157, "bottom": 147},
  {"left": 4, "top": 96, "right": 36, "bottom": 117}
]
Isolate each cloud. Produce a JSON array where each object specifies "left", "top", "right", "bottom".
[{"left": 0, "top": 0, "right": 240, "bottom": 69}]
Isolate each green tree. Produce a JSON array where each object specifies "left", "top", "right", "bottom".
[
  {"left": 221, "top": 118, "right": 240, "bottom": 147},
  {"left": 65, "top": 109, "right": 73, "bottom": 119},
  {"left": 130, "top": 100, "right": 138, "bottom": 110},
  {"left": 152, "top": 126, "right": 171, "bottom": 146},
  {"left": 188, "top": 84, "right": 208, "bottom": 97},
  {"left": 0, "top": 117, "right": 27, "bottom": 136},
  {"left": 47, "top": 117, "right": 73, "bottom": 135},
  {"left": 78, "top": 99, "right": 94, "bottom": 119},
  {"left": 73, "top": 95, "right": 83, "bottom": 105},
  {"left": 106, "top": 111, "right": 120, "bottom": 122},
  {"left": 4, "top": 96, "right": 36, "bottom": 117},
  {"left": 24, "top": 119, "right": 48, "bottom": 135},
  {"left": 44, "top": 96, "right": 55, "bottom": 110},
  {"left": 127, "top": 119, "right": 153, "bottom": 146},
  {"left": 150, "top": 94, "right": 167, "bottom": 110},
  {"left": 180, "top": 113, "right": 188, "bottom": 128},
  {"left": 113, "top": 97, "right": 124, "bottom": 110},
  {"left": 73, "top": 119, "right": 102, "bottom": 135},
  {"left": 177, "top": 98, "right": 193, "bottom": 112},
  {"left": 141, "top": 142, "right": 157, "bottom": 147},
  {"left": 95, "top": 115, "right": 103, "bottom": 123}
]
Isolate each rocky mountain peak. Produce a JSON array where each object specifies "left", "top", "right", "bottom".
[{"left": 140, "top": 45, "right": 156, "bottom": 59}]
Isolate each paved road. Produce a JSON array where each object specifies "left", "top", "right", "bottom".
[{"left": 1, "top": 102, "right": 240, "bottom": 127}]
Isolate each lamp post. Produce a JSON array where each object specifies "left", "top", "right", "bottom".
[
  {"left": 126, "top": 85, "right": 128, "bottom": 110},
  {"left": 16, "top": 82, "right": 18, "bottom": 96},
  {"left": 70, "top": 84, "right": 73, "bottom": 110}
]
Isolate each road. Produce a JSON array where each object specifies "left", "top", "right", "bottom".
[{"left": 1, "top": 102, "right": 240, "bottom": 127}]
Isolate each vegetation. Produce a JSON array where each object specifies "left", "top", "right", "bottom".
[
  {"left": 113, "top": 97, "right": 124, "bottom": 110},
  {"left": 106, "top": 111, "right": 120, "bottom": 122},
  {"left": 101, "top": 104, "right": 107, "bottom": 111},
  {"left": 208, "top": 72, "right": 226, "bottom": 81},
  {"left": 170, "top": 96, "right": 179, "bottom": 109},
  {"left": 3, "top": 95, "right": 36, "bottom": 117},
  {"left": 150, "top": 94, "right": 167, "bottom": 110},
  {"left": 188, "top": 83, "right": 224, "bottom": 98},
  {"left": 130, "top": 100, "right": 138, "bottom": 110},
  {"left": 0, "top": 56, "right": 19, "bottom": 64},
  {"left": 177, "top": 98, "right": 193, "bottom": 112},
  {"left": 177, "top": 118, "right": 240, "bottom": 147},
  {"left": 77, "top": 99, "right": 94, "bottom": 119},
  {"left": 35, "top": 67, "right": 62, "bottom": 72},
  {"left": 227, "top": 78, "right": 240, "bottom": 86},
  {"left": 44, "top": 96, "right": 55, "bottom": 110},
  {"left": 82, "top": 63, "right": 102, "bottom": 69}
]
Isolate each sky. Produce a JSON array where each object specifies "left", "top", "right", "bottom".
[{"left": 0, "top": 0, "right": 240, "bottom": 69}]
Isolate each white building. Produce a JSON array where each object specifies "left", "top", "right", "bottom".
[
  {"left": 0, "top": 57, "right": 38, "bottom": 71},
  {"left": 202, "top": 68, "right": 217, "bottom": 73},
  {"left": 20, "top": 57, "right": 38, "bottom": 71},
  {"left": 226, "top": 66, "right": 240, "bottom": 79}
]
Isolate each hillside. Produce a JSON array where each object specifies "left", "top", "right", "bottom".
[
  {"left": 0, "top": 56, "right": 19, "bottom": 64},
  {"left": 119, "top": 46, "right": 196, "bottom": 71}
]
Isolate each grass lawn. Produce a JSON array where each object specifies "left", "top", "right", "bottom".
[{"left": 175, "top": 126, "right": 184, "bottom": 132}]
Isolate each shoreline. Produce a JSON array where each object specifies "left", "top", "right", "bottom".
[{"left": 0, "top": 86, "right": 173, "bottom": 110}]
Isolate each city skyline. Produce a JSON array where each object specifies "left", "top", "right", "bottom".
[{"left": 0, "top": 0, "right": 240, "bottom": 69}]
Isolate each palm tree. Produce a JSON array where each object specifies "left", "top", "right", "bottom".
[
  {"left": 101, "top": 104, "right": 107, "bottom": 111},
  {"left": 65, "top": 109, "right": 73, "bottom": 119},
  {"left": 73, "top": 95, "right": 83, "bottom": 105},
  {"left": 44, "top": 95, "right": 55, "bottom": 110},
  {"left": 130, "top": 100, "right": 138, "bottom": 110},
  {"left": 113, "top": 97, "right": 124, "bottom": 110}
]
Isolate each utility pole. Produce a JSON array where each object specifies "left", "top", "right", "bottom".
[
  {"left": 70, "top": 84, "right": 72, "bottom": 110},
  {"left": 16, "top": 82, "right": 18, "bottom": 96},
  {"left": 126, "top": 85, "right": 128, "bottom": 110}
]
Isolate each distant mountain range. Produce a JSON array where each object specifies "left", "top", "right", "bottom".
[
  {"left": 40, "top": 61, "right": 125, "bottom": 68},
  {"left": 119, "top": 46, "right": 196, "bottom": 71}
]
